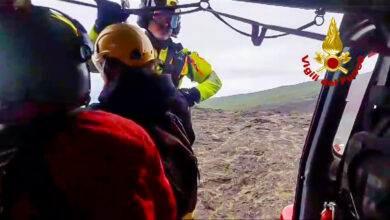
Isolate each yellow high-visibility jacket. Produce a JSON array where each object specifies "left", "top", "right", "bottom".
[{"left": 90, "top": 28, "right": 222, "bottom": 102}]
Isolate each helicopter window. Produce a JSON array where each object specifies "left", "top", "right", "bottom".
[{"left": 332, "top": 55, "right": 378, "bottom": 156}]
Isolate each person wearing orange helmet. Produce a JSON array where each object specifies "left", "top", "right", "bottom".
[
  {"left": 0, "top": 5, "right": 176, "bottom": 220},
  {"left": 90, "top": 0, "right": 222, "bottom": 107},
  {"left": 90, "top": 23, "right": 199, "bottom": 219}
]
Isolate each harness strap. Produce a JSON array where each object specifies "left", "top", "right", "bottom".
[
  {"left": 163, "top": 41, "right": 188, "bottom": 86},
  {"left": 186, "top": 56, "right": 195, "bottom": 81}
]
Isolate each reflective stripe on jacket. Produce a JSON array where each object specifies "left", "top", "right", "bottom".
[{"left": 157, "top": 47, "right": 222, "bottom": 101}]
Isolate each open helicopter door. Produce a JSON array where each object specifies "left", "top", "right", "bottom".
[{"left": 292, "top": 11, "right": 390, "bottom": 219}]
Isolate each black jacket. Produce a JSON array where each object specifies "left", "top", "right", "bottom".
[{"left": 90, "top": 66, "right": 198, "bottom": 218}]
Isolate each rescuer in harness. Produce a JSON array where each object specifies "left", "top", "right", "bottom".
[
  {"left": 90, "top": 0, "right": 222, "bottom": 107},
  {"left": 0, "top": 3, "right": 176, "bottom": 219},
  {"left": 90, "top": 23, "right": 199, "bottom": 219}
]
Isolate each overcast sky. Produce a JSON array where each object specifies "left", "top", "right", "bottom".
[{"left": 32, "top": 0, "right": 378, "bottom": 101}]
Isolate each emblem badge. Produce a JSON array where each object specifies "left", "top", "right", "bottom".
[{"left": 314, "top": 18, "right": 351, "bottom": 74}]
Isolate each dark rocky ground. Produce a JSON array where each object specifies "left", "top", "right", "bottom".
[{"left": 191, "top": 108, "right": 312, "bottom": 219}]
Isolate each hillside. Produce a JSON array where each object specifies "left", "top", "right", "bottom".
[
  {"left": 192, "top": 108, "right": 312, "bottom": 218},
  {"left": 199, "top": 72, "right": 371, "bottom": 111},
  {"left": 192, "top": 72, "right": 372, "bottom": 218},
  {"left": 199, "top": 80, "right": 321, "bottom": 111}
]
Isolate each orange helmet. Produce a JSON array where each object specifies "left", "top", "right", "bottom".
[{"left": 92, "top": 23, "right": 155, "bottom": 72}]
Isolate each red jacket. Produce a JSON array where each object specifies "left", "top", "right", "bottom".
[{"left": 3, "top": 110, "right": 176, "bottom": 220}]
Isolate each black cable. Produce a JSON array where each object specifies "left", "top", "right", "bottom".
[
  {"left": 205, "top": 6, "right": 320, "bottom": 39},
  {"left": 126, "top": 2, "right": 201, "bottom": 15},
  {"left": 209, "top": 10, "right": 252, "bottom": 37},
  {"left": 56, "top": 0, "right": 201, "bottom": 14},
  {"left": 173, "top": 8, "right": 203, "bottom": 16},
  {"left": 203, "top": 7, "right": 326, "bottom": 41},
  {"left": 56, "top": 0, "right": 326, "bottom": 42},
  {"left": 264, "top": 20, "right": 316, "bottom": 38},
  {"left": 204, "top": 3, "right": 326, "bottom": 40},
  {"left": 57, "top": 0, "right": 97, "bottom": 8}
]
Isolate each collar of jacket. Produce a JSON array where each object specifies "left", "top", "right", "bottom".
[
  {"left": 146, "top": 30, "right": 173, "bottom": 50},
  {"left": 94, "top": 72, "right": 177, "bottom": 126}
]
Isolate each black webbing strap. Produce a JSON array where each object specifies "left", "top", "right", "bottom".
[
  {"left": 186, "top": 56, "right": 195, "bottom": 81},
  {"left": 163, "top": 41, "right": 184, "bottom": 73},
  {"left": 162, "top": 42, "right": 188, "bottom": 85}
]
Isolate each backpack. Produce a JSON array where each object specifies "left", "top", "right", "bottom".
[{"left": 146, "top": 112, "right": 199, "bottom": 219}]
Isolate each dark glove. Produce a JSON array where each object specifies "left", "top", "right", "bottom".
[
  {"left": 179, "top": 88, "right": 201, "bottom": 107},
  {"left": 94, "top": 0, "right": 130, "bottom": 33}
]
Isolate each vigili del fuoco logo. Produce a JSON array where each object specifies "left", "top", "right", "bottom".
[{"left": 301, "top": 18, "right": 365, "bottom": 86}]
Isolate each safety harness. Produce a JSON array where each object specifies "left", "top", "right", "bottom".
[
  {"left": 162, "top": 41, "right": 193, "bottom": 87},
  {"left": 149, "top": 32, "right": 194, "bottom": 87}
]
